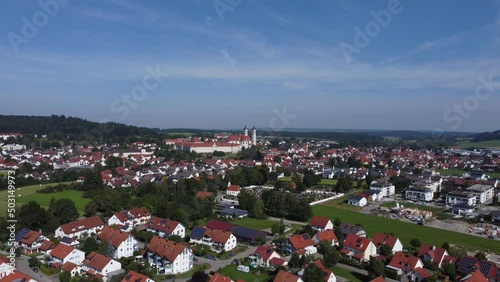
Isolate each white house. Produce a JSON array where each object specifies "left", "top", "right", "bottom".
[
  {"left": 310, "top": 216, "right": 333, "bottom": 232},
  {"left": 97, "top": 226, "right": 138, "bottom": 259},
  {"left": 465, "top": 184, "right": 494, "bottom": 204},
  {"left": 387, "top": 252, "right": 424, "bottom": 275},
  {"left": 55, "top": 216, "right": 105, "bottom": 239},
  {"left": 81, "top": 252, "right": 122, "bottom": 278},
  {"left": 370, "top": 182, "right": 395, "bottom": 197},
  {"left": 405, "top": 187, "right": 434, "bottom": 202},
  {"left": 107, "top": 207, "right": 152, "bottom": 231},
  {"left": 49, "top": 244, "right": 85, "bottom": 267},
  {"left": 0, "top": 257, "right": 15, "bottom": 279},
  {"left": 15, "top": 229, "right": 48, "bottom": 254},
  {"left": 341, "top": 234, "right": 377, "bottom": 262},
  {"left": 446, "top": 192, "right": 476, "bottom": 206},
  {"left": 144, "top": 236, "right": 194, "bottom": 275},
  {"left": 298, "top": 261, "right": 336, "bottom": 282},
  {"left": 283, "top": 234, "right": 317, "bottom": 256},
  {"left": 146, "top": 217, "right": 186, "bottom": 238},
  {"left": 372, "top": 233, "right": 403, "bottom": 255},
  {"left": 226, "top": 183, "right": 241, "bottom": 197},
  {"left": 348, "top": 195, "right": 368, "bottom": 207},
  {"left": 61, "top": 262, "right": 81, "bottom": 277},
  {"left": 250, "top": 245, "right": 281, "bottom": 267},
  {"left": 189, "top": 227, "right": 237, "bottom": 253},
  {"left": 313, "top": 230, "right": 339, "bottom": 247}
]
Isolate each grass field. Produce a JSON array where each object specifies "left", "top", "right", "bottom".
[
  {"left": 220, "top": 264, "right": 269, "bottom": 282},
  {"left": 330, "top": 266, "right": 368, "bottom": 282},
  {"left": 230, "top": 217, "right": 276, "bottom": 230},
  {"left": 456, "top": 140, "right": 500, "bottom": 149},
  {"left": 321, "top": 194, "right": 363, "bottom": 212},
  {"left": 278, "top": 177, "right": 338, "bottom": 186},
  {"left": 0, "top": 182, "right": 81, "bottom": 214},
  {"left": 313, "top": 204, "right": 500, "bottom": 253},
  {"left": 436, "top": 168, "right": 500, "bottom": 178},
  {"left": 380, "top": 202, "right": 445, "bottom": 213},
  {"left": 17, "top": 190, "right": 89, "bottom": 214}
]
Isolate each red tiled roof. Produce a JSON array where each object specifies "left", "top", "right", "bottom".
[
  {"left": 1, "top": 271, "right": 33, "bottom": 282},
  {"left": 414, "top": 268, "right": 432, "bottom": 279},
  {"left": 122, "top": 271, "right": 152, "bottom": 282},
  {"left": 196, "top": 191, "right": 215, "bottom": 198},
  {"left": 59, "top": 216, "right": 104, "bottom": 235},
  {"left": 315, "top": 230, "right": 338, "bottom": 243},
  {"left": 372, "top": 233, "right": 399, "bottom": 248},
  {"left": 370, "top": 277, "right": 385, "bottom": 282},
  {"left": 61, "top": 262, "right": 78, "bottom": 272},
  {"left": 273, "top": 270, "right": 301, "bottom": 282},
  {"left": 147, "top": 217, "right": 181, "bottom": 235},
  {"left": 418, "top": 245, "right": 448, "bottom": 265},
  {"left": 82, "top": 252, "right": 112, "bottom": 271},
  {"left": 343, "top": 234, "right": 372, "bottom": 252},
  {"left": 289, "top": 234, "right": 315, "bottom": 251},
  {"left": 253, "top": 245, "right": 277, "bottom": 261},
  {"left": 269, "top": 257, "right": 286, "bottom": 267},
  {"left": 97, "top": 226, "right": 132, "bottom": 249},
  {"left": 388, "top": 252, "right": 422, "bottom": 272},
  {"left": 39, "top": 240, "right": 55, "bottom": 251},
  {"left": 204, "top": 229, "right": 233, "bottom": 244},
  {"left": 205, "top": 220, "right": 235, "bottom": 231},
  {"left": 50, "top": 243, "right": 76, "bottom": 260},
  {"left": 461, "top": 269, "right": 489, "bottom": 282},
  {"left": 147, "top": 236, "right": 189, "bottom": 263},
  {"left": 227, "top": 185, "right": 241, "bottom": 192},
  {"left": 18, "top": 229, "right": 42, "bottom": 245},
  {"left": 310, "top": 216, "right": 331, "bottom": 229},
  {"left": 209, "top": 273, "right": 233, "bottom": 282}
]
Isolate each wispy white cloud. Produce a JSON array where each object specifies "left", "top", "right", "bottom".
[
  {"left": 260, "top": 6, "right": 291, "bottom": 25},
  {"left": 220, "top": 49, "right": 236, "bottom": 67}
]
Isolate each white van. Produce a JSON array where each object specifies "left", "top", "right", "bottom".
[{"left": 237, "top": 265, "right": 250, "bottom": 273}]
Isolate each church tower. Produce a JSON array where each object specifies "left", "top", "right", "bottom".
[
  {"left": 243, "top": 126, "right": 249, "bottom": 136},
  {"left": 251, "top": 126, "right": 257, "bottom": 145}
]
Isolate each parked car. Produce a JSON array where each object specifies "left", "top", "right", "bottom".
[
  {"left": 205, "top": 255, "right": 217, "bottom": 261},
  {"left": 32, "top": 268, "right": 38, "bottom": 273}
]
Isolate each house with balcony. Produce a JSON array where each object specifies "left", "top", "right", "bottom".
[
  {"left": 340, "top": 223, "right": 366, "bottom": 238},
  {"left": 465, "top": 184, "right": 494, "bottom": 204},
  {"left": 15, "top": 228, "right": 48, "bottom": 254},
  {"left": 249, "top": 245, "right": 281, "bottom": 267},
  {"left": 405, "top": 187, "right": 434, "bottom": 202},
  {"left": 146, "top": 217, "right": 186, "bottom": 239},
  {"left": 122, "top": 271, "right": 155, "bottom": 282},
  {"left": 310, "top": 216, "right": 333, "bottom": 232},
  {"left": 283, "top": 234, "right": 317, "bottom": 256},
  {"left": 49, "top": 243, "right": 85, "bottom": 267},
  {"left": 387, "top": 252, "right": 424, "bottom": 275},
  {"left": 418, "top": 245, "right": 449, "bottom": 266},
  {"left": 144, "top": 236, "right": 193, "bottom": 275},
  {"left": 341, "top": 234, "right": 376, "bottom": 262},
  {"left": 446, "top": 192, "right": 476, "bottom": 206},
  {"left": 369, "top": 182, "right": 395, "bottom": 197},
  {"left": 312, "top": 230, "right": 339, "bottom": 247},
  {"left": 97, "top": 226, "right": 138, "bottom": 259},
  {"left": 189, "top": 227, "right": 237, "bottom": 253},
  {"left": 55, "top": 216, "right": 105, "bottom": 239},
  {"left": 108, "top": 207, "right": 152, "bottom": 231},
  {"left": 80, "top": 252, "right": 122, "bottom": 279}
]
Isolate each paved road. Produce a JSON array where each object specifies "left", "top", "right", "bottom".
[
  {"left": 268, "top": 216, "right": 307, "bottom": 227},
  {"left": 0, "top": 251, "right": 57, "bottom": 282}
]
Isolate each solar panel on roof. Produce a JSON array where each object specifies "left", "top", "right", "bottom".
[
  {"left": 15, "top": 228, "right": 30, "bottom": 241},
  {"left": 190, "top": 227, "right": 206, "bottom": 239},
  {"left": 303, "top": 234, "right": 310, "bottom": 240}
]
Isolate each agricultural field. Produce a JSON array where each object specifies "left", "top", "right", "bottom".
[
  {"left": 230, "top": 217, "right": 276, "bottom": 230},
  {"left": 0, "top": 182, "right": 85, "bottom": 214},
  {"left": 436, "top": 168, "right": 500, "bottom": 178},
  {"left": 456, "top": 140, "right": 500, "bottom": 149},
  {"left": 313, "top": 204, "right": 500, "bottom": 253},
  {"left": 219, "top": 264, "right": 269, "bottom": 282}
]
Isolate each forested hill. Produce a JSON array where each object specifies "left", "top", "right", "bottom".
[
  {"left": 0, "top": 115, "right": 156, "bottom": 141},
  {"left": 472, "top": 130, "right": 500, "bottom": 142}
]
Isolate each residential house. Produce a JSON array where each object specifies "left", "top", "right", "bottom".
[
  {"left": 250, "top": 245, "right": 281, "bottom": 267},
  {"left": 273, "top": 270, "right": 304, "bottom": 282},
  {"left": 189, "top": 227, "right": 237, "bottom": 253},
  {"left": 49, "top": 243, "right": 85, "bottom": 267},
  {"left": 146, "top": 217, "right": 186, "bottom": 238},
  {"left": 0, "top": 256, "right": 14, "bottom": 279},
  {"left": 372, "top": 233, "right": 403, "bottom": 255},
  {"left": 348, "top": 195, "right": 368, "bottom": 207},
  {"left": 418, "top": 245, "right": 449, "bottom": 266},
  {"left": 387, "top": 252, "right": 424, "bottom": 274},
  {"left": 310, "top": 216, "right": 333, "bottom": 232},
  {"left": 226, "top": 183, "right": 241, "bottom": 197},
  {"left": 456, "top": 256, "right": 499, "bottom": 281},
  {"left": 451, "top": 203, "right": 475, "bottom": 215},
  {"left": 97, "top": 226, "right": 138, "bottom": 259},
  {"left": 61, "top": 262, "right": 81, "bottom": 277},
  {"left": 81, "top": 252, "right": 122, "bottom": 279},
  {"left": 0, "top": 270, "right": 38, "bottom": 282},
  {"left": 122, "top": 271, "right": 155, "bottom": 282},
  {"left": 298, "top": 260, "right": 336, "bottom": 282},
  {"left": 144, "top": 236, "right": 194, "bottom": 275},
  {"left": 459, "top": 269, "right": 489, "bottom": 282},
  {"left": 108, "top": 207, "right": 152, "bottom": 231},
  {"left": 446, "top": 192, "right": 476, "bottom": 206},
  {"left": 230, "top": 226, "right": 267, "bottom": 244},
  {"left": 412, "top": 268, "right": 432, "bottom": 282},
  {"left": 15, "top": 228, "right": 48, "bottom": 254},
  {"left": 209, "top": 273, "right": 234, "bottom": 282},
  {"left": 405, "top": 187, "right": 434, "bottom": 202},
  {"left": 341, "top": 234, "right": 377, "bottom": 262},
  {"left": 370, "top": 182, "right": 395, "bottom": 197},
  {"left": 340, "top": 223, "right": 366, "bottom": 238},
  {"left": 489, "top": 210, "right": 500, "bottom": 223},
  {"left": 465, "top": 184, "right": 494, "bottom": 204},
  {"left": 283, "top": 234, "right": 317, "bottom": 256},
  {"left": 55, "top": 216, "right": 105, "bottom": 239},
  {"left": 39, "top": 241, "right": 55, "bottom": 255},
  {"left": 312, "top": 230, "right": 339, "bottom": 247}
]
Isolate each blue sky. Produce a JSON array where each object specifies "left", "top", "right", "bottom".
[{"left": 1, "top": 0, "right": 500, "bottom": 132}]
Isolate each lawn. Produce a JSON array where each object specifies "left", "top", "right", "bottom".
[
  {"left": 321, "top": 194, "right": 363, "bottom": 212},
  {"left": 436, "top": 168, "right": 500, "bottom": 178},
  {"left": 278, "top": 177, "right": 338, "bottom": 186},
  {"left": 175, "top": 263, "right": 210, "bottom": 279},
  {"left": 0, "top": 182, "right": 75, "bottom": 213},
  {"left": 230, "top": 217, "right": 276, "bottom": 230},
  {"left": 219, "top": 264, "right": 269, "bottom": 282},
  {"left": 456, "top": 140, "right": 500, "bottom": 149},
  {"left": 17, "top": 190, "right": 89, "bottom": 214},
  {"left": 313, "top": 204, "right": 500, "bottom": 253},
  {"left": 330, "top": 266, "right": 368, "bottom": 282}
]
